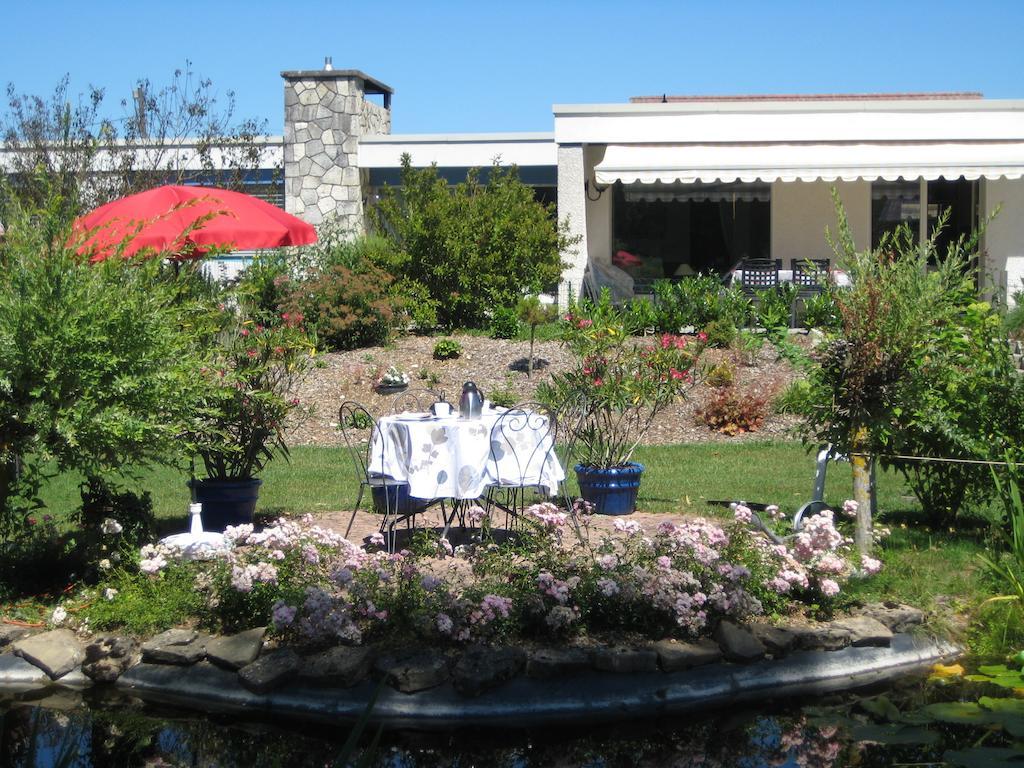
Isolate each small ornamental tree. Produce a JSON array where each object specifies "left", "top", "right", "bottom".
[
  {"left": 370, "top": 156, "right": 576, "bottom": 328},
  {"left": 0, "top": 186, "right": 208, "bottom": 543},
  {"left": 516, "top": 295, "right": 558, "bottom": 377}
]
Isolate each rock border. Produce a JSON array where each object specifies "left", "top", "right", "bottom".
[{"left": 0, "top": 603, "right": 951, "bottom": 729}]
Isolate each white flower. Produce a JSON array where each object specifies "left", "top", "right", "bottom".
[
  {"left": 51, "top": 606, "right": 68, "bottom": 626},
  {"left": 103, "top": 588, "right": 118, "bottom": 601},
  {"left": 101, "top": 518, "right": 123, "bottom": 536},
  {"left": 98, "top": 558, "right": 112, "bottom": 571}
]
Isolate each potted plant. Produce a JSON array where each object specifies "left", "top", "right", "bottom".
[
  {"left": 374, "top": 365, "right": 410, "bottom": 393},
  {"left": 539, "top": 291, "right": 703, "bottom": 514},
  {"left": 186, "top": 309, "right": 313, "bottom": 530}
]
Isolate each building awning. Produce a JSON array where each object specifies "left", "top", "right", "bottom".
[{"left": 593, "top": 143, "right": 1024, "bottom": 184}]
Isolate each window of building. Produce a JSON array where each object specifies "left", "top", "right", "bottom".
[
  {"left": 871, "top": 181, "right": 920, "bottom": 249},
  {"left": 871, "top": 178, "right": 978, "bottom": 259},
  {"left": 612, "top": 181, "right": 771, "bottom": 280}
]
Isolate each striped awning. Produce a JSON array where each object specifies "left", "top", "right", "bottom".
[{"left": 594, "top": 142, "right": 1024, "bottom": 184}]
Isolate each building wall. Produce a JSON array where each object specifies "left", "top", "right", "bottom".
[
  {"left": 557, "top": 145, "right": 588, "bottom": 304},
  {"left": 983, "top": 178, "right": 1024, "bottom": 305},
  {"left": 770, "top": 180, "right": 871, "bottom": 262}
]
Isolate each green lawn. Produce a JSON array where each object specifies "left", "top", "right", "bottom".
[{"left": 39, "top": 440, "right": 918, "bottom": 528}]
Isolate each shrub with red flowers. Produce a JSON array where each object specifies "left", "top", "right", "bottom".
[
  {"left": 187, "top": 308, "right": 315, "bottom": 480},
  {"left": 539, "top": 290, "right": 703, "bottom": 468}
]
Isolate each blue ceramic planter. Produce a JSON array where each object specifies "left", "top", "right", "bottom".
[
  {"left": 574, "top": 462, "right": 645, "bottom": 515},
  {"left": 188, "top": 478, "right": 262, "bottom": 532}
]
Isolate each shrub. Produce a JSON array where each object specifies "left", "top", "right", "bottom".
[
  {"left": 488, "top": 377, "right": 519, "bottom": 408},
  {"left": 703, "top": 319, "right": 737, "bottom": 349},
  {"left": 699, "top": 385, "right": 770, "bottom": 435},
  {"left": 731, "top": 329, "right": 765, "bottom": 366},
  {"left": 652, "top": 275, "right": 722, "bottom": 331},
  {"left": 235, "top": 251, "right": 292, "bottom": 327},
  {"left": 717, "top": 285, "right": 754, "bottom": 329},
  {"left": 416, "top": 368, "right": 442, "bottom": 388},
  {"left": 774, "top": 380, "right": 813, "bottom": 415},
  {"left": 432, "top": 338, "right": 463, "bottom": 360},
  {"left": 370, "top": 157, "right": 575, "bottom": 328},
  {"left": 754, "top": 284, "right": 796, "bottom": 341},
  {"left": 516, "top": 296, "right": 558, "bottom": 378},
  {"left": 704, "top": 361, "right": 735, "bottom": 389},
  {"left": 801, "top": 290, "right": 841, "bottom": 332},
  {"left": 284, "top": 263, "right": 404, "bottom": 351},
  {"left": 489, "top": 307, "right": 521, "bottom": 340},
  {"left": 0, "top": 191, "right": 208, "bottom": 544},
  {"left": 625, "top": 297, "right": 658, "bottom": 334}
]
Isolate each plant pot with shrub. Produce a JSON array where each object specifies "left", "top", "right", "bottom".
[
  {"left": 539, "top": 290, "right": 703, "bottom": 514},
  {"left": 187, "top": 309, "right": 313, "bottom": 530}
]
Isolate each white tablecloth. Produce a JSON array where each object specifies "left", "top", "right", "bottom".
[{"left": 367, "top": 410, "right": 565, "bottom": 500}]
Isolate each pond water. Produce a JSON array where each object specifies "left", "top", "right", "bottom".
[{"left": 1, "top": 676, "right": 1020, "bottom": 767}]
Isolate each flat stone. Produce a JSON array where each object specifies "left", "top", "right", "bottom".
[
  {"left": 525, "top": 647, "right": 591, "bottom": 678},
  {"left": 452, "top": 646, "right": 525, "bottom": 697},
  {"left": 300, "top": 646, "right": 375, "bottom": 687},
  {"left": 747, "top": 623, "right": 798, "bottom": 657},
  {"left": 206, "top": 628, "right": 267, "bottom": 671},
  {"left": 652, "top": 638, "right": 722, "bottom": 672},
  {"left": 82, "top": 635, "right": 139, "bottom": 683},
  {"left": 141, "top": 629, "right": 207, "bottom": 665},
  {"left": 375, "top": 648, "right": 449, "bottom": 693},
  {"left": 856, "top": 602, "right": 925, "bottom": 633},
  {"left": 591, "top": 645, "right": 659, "bottom": 673},
  {"left": 12, "top": 629, "right": 85, "bottom": 679},
  {"left": 238, "top": 648, "right": 300, "bottom": 694},
  {"left": 830, "top": 616, "right": 893, "bottom": 647},
  {"left": 785, "top": 622, "right": 852, "bottom": 651},
  {"left": 0, "top": 625, "right": 33, "bottom": 648},
  {"left": 713, "top": 621, "right": 766, "bottom": 663},
  {"left": 0, "top": 653, "right": 50, "bottom": 687}
]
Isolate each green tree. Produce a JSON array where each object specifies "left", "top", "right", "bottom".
[
  {"left": 0, "top": 185, "right": 208, "bottom": 542},
  {"left": 370, "top": 156, "right": 576, "bottom": 328}
]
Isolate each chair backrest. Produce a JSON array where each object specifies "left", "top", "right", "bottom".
[
  {"left": 790, "top": 258, "right": 830, "bottom": 289},
  {"left": 738, "top": 261, "right": 780, "bottom": 290},
  {"left": 337, "top": 401, "right": 381, "bottom": 483},
  {"left": 486, "top": 402, "right": 558, "bottom": 489},
  {"left": 389, "top": 388, "right": 442, "bottom": 415}
]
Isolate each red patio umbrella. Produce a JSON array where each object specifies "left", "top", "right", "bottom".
[{"left": 73, "top": 185, "right": 317, "bottom": 261}]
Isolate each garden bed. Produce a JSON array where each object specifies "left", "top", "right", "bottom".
[{"left": 286, "top": 333, "right": 806, "bottom": 447}]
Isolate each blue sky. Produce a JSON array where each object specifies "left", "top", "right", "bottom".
[{"left": 4, "top": 0, "right": 1023, "bottom": 135}]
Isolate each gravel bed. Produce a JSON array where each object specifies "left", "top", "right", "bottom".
[{"left": 287, "top": 333, "right": 808, "bottom": 447}]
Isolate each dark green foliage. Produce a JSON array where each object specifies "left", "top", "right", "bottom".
[
  {"left": 802, "top": 289, "right": 842, "bottom": 331},
  {"left": 754, "top": 284, "right": 797, "bottom": 341},
  {"left": 76, "top": 478, "right": 155, "bottom": 548},
  {"left": 432, "top": 338, "right": 463, "bottom": 360},
  {"left": 0, "top": 188, "right": 208, "bottom": 543},
  {"left": 650, "top": 277, "right": 751, "bottom": 333},
  {"left": 235, "top": 251, "right": 291, "bottom": 327},
  {"left": 702, "top": 319, "right": 737, "bottom": 349},
  {"left": 370, "top": 156, "right": 574, "bottom": 328},
  {"left": 489, "top": 307, "right": 520, "bottom": 340},
  {"left": 87, "top": 564, "right": 206, "bottom": 634},
  {"left": 284, "top": 263, "right": 405, "bottom": 351}
]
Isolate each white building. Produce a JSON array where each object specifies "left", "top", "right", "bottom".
[{"left": 354, "top": 88, "right": 1024, "bottom": 307}]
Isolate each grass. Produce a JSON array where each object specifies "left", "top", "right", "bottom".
[{"left": 37, "top": 441, "right": 917, "bottom": 529}]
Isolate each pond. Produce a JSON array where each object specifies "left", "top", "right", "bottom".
[{"left": 2, "top": 674, "right": 1020, "bottom": 768}]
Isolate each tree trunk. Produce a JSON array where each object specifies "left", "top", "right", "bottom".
[
  {"left": 528, "top": 326, "right": 536, "bottom": 378},
  {"left": 851, "top": 427, "right": 873, "bottom": 557}
]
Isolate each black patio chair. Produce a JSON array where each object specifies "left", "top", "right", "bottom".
[
  {"left": 338, "top": 400, "right": 430, "bottom": 551},
  {"left": 789, "top": 258, "right": 830, "bottom": 326},
  {"left": 483, "top": 402, "right": 560, "bottom": 528}
]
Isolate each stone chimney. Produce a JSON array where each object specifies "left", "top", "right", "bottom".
[{"left": 281, "top": 63, "right": 392, "bottom": 232}]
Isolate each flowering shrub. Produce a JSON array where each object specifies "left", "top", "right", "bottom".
[
  {"left": 700, "top": 385, "right": 771, "bottom": 435},
  {"left": 187, "top": 309, "right": 314, "bottom": 480},
  {"left": 374, "top": 365, "right": 409, "bottom": 389},
  {"left": 539, "top": 291, "right": 704, "bottom": 468},
  {"left": 97, "top": 497, "right": 885, "bottom": 646}
]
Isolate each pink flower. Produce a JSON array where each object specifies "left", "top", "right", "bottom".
[
  {"left": 819, "top": 578, "right": 841, "bottom": 597},
  {"left": 733, "top": 503, "right": 752, "bottom": 524},
  {"left": 861, "top": 555, "right": 882, "bottom": 575},
  {"left": 842, "top": 499, "right": 859, "bottom": 518}
]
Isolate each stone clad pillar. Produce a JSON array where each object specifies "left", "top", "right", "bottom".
[{"left": 281, "top": 65, "right": 392, "bottom": 233}]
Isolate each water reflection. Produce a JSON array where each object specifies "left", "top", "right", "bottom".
[{"left": 0, "top": 687, "right": 1005, "bottom": 768}]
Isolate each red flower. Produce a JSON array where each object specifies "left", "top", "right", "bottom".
[
  {"left": 593, "top": 377, "right": 603, "bottom": 387},
  {"left": 246, "top": 349, "right": 258, "bottom": 358}
]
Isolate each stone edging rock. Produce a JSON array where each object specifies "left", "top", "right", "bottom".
[{"left": 0, "top": 603, "right": 943, "bottom": 727}]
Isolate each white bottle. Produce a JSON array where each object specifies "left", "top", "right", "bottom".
[{"left": 189, "top": 502, "right": 204, "bottom": 535}]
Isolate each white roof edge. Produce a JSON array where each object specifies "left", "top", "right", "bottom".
[
  {"left": 554, "top": 99, "right": 1024, "bottom": 116},
  {"left": 360, "top": 132, "right": 554, "bottom": 144}
]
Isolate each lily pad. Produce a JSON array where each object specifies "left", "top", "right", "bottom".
[
  {"left": 980, "top": 697, "right": 1024, "bottom": 715},
  {"left": 944, "top": 747, "right": 1024, "bottom": 767},
  {"left": 858, "top": 695, "right": 902, "bottom": 722},
  {"left": 922, "top": 702, "right": 989, "bottom": 725},
  {"left": 851, "top": 723, "right": 940, "bottom": 746}
]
